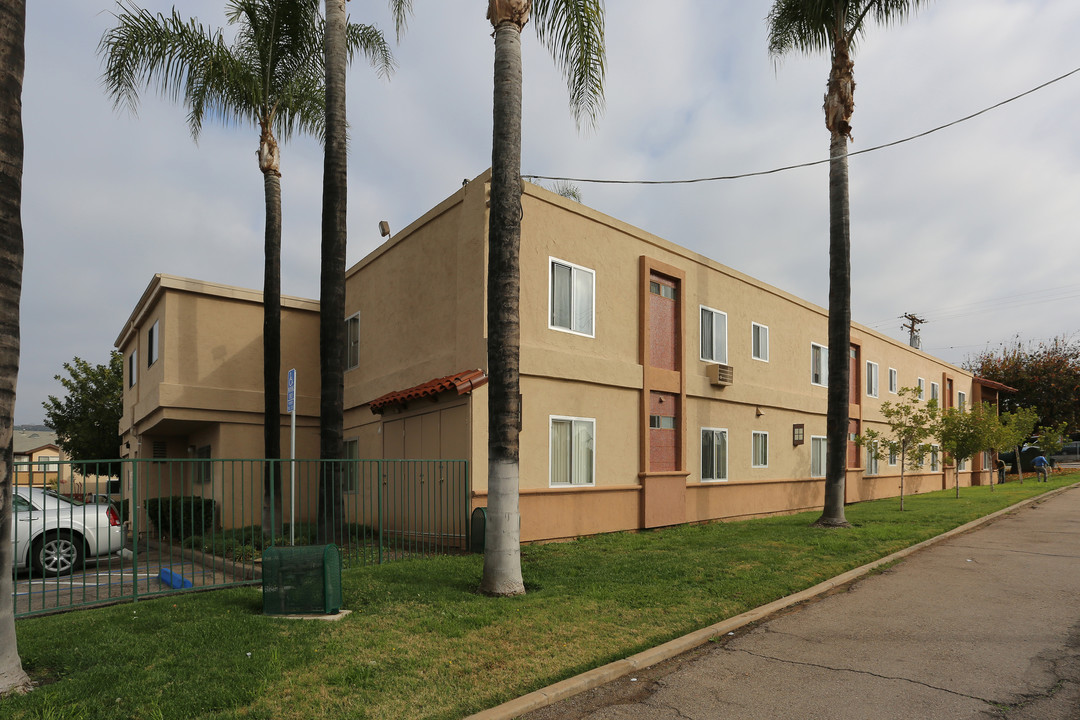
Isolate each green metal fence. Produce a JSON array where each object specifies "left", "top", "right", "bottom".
[{"left": 11, "top": 458, "right": 470, "bottom": 618}]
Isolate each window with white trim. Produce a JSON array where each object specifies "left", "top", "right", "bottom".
[
  {"left": 701, "top": 428, "right": 728, "bottom": 481},
  {"left": 550, "top": 258, "right": 595, "bottom": 336},
  {"left": 931, "top": 445, "right": 940, "bottom": 472},
  {"left": 866, "top": 361, "right": 879, "bottom": 398},
  {"left": 752, "top": 323, "right": 769, "bottom": 362},
  {"left": 917, "top": 378, "right": 926, "bottom": 400},
  {"left": 958, "top": 391, "right": 967, "bottom": 412},
  {"left": 345, "top": 313, "right": 360, "bottom": 370},
  {"left": 811, "top": 343, "right": 828, "bottom": 386},
  {"left": 752, "top": 431, "right": 769, "bottom": 468},
  {"left": 958, "top": 456, "right": 967, "bottom": 471},
  {"left": 889, "top": 447, "right": 898, "bottom": 466},
  {"left": 888, "top": 368, "right": 898, "bottom": 394},
  {"left": 930, "top": 382, "right": 940, "bottom": 402},
  {"left": 147, "top": 320, "right": 159, "bottom": 367},
  {"left": 811, "top": 436, "right": 827, "bottom": 477},
  {"left": 700, "top": 306, "right": 728, "bottom": 364},
  {"left": 550, "top": 416, "right": 595, "bottom": 486}
]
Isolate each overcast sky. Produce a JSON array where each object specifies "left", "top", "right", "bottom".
[{"left": 16, "top": 0, "right": 1080, "bottom": 423}]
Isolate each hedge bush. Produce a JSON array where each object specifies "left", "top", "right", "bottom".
[{"left": 145, "top": 496, "right": 218, "bottom": 540}]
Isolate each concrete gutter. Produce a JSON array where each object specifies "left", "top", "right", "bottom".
[{"left": 465, "top": 484, "right": 1078, "bottom": 720}]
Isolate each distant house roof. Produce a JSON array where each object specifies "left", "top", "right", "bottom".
[
  {"left": 369, "top": 369, "right": 488, "bottom": 414},
  {"left": 974, "top": 377, "right": 1018, "bottom": 393},
  {"left": 13, "top": 430, "right": 61, "bottom": 456}
]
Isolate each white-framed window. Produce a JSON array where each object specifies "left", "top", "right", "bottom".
[
  {"left": 917, "top": 378, "right": 926, "bottom": 400},
  {"left": 345, "top": 313, "right": 360, "bottom": 370},
  {"left": 701, "top": 428, "right": 728, "bottom": 482},
  {"left": 343, "top": 437, "right": 359, "bottom": 492},
  {"left": 752, "top": 431, "right": 769, "bottom": 468},
  {"left": 866, "top": 444, "right": 879, "bottom": 475},
  {"left": 147, "top": 320, "right": 159, "bottom": 367},
  {"left": 889, "top": 447, "right": 898, "bottom": 466},
  {"left": 958, "top": 456, "right": 968, "bottom": 471},
  {"left": 888, "top": 368, "right": 898, "bottom": 394},
  {"left": 931, "top": 445, "right": 940, "bottom": 472},
  {"left": 866, "top": 361, "right": 879, "bottom": 398},
  {"left": 958, "top": 391, "right": 967, "bottom": 412},
  {"left": 549, "top": 258, "right": 595, "bottom": 337},
  {"left": 811, "top": 343, "right": 828, "bottom": 387},
  {"left": 36, "top": 455, "right": 59, "bottom": 472},
  {"left": 128, "top": 350, "right": 137, "bottom": 388},
  {"left": 811, "top": 436, "right": 827, "bottom": 477},
  {"left": 930, "top": 382, "right": 940, "bottom": 402},
  {"left": 700, "top": 306, "right": 728, "bottom": 364},
  {"left": 550, "top": 416, "right": 595, "bottom": 486},
  {"left": 752, "top": 322, "right": 769, "bottom": 362}
]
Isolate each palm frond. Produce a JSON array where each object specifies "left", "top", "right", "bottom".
[
  {"left": 531, "top": 0, "right": 606, "bottom": 131},
  {"left": 345, "top": 23, "right": 395, "bottom": 80},
  {"left": 386, "top": 0, "right": 413, "bottom": 42},
  {"left": 768, "top": 0, "right": 932, "bottom": 58}
]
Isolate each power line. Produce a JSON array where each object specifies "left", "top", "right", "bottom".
[{"left": 523, "top": 66, "right": 1080, "bottom": 186}]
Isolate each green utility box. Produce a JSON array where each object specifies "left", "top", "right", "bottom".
[{"left": 262, "top": 544, "right": 342, "bottom": 615}]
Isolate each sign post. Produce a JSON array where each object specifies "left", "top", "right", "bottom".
[{"left": 287, "top": 368, "right": 296, "bottom": 546}]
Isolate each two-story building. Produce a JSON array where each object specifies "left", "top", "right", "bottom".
[{"left": 116, "top": 172, "right": 1004, "bottom": 542}]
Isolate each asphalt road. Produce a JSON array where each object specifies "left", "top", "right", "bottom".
[{"left": 515, "top": 486, "right": 1080, "bottom": 720}]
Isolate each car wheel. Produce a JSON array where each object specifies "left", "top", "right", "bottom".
[{"left": 31, "top": 532, "right": 85, "bottom": 577}]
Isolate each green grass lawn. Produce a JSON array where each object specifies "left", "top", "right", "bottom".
[{"left": 6, "top": 475, "right": 1077, "bottom": 720}]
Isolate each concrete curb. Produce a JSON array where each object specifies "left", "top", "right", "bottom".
[{"left": 465, "top": 484, "right": 1078, "bottom": 720}]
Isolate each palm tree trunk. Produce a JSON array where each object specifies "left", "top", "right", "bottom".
[
  {"left": 262, "top": 168, "right": 282, "bottom": 538},
  {"left": 818, "top": 127, "right": 851, "bottom": 527},
  {"left": 0, "top": 0, "right": 32, "bottom": 695},
  {"left": 816, "top": 32, "right": 854, "bottom": 528},
  {"left": 318, "top": 0, "right": 348, "bottom": 544},
  {"left": 479, "top": 14, "right": 525, "bottom": 597}
]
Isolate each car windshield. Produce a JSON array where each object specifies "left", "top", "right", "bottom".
[{"left": 41, "top": 489, "right": 85, "bottom": 507}]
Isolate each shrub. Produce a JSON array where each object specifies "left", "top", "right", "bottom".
[{"left": 145, "top": 496, "right": 218, "bottom": 540}]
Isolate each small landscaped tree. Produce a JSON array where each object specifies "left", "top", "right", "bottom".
[
  {"left": 938, "top": 403, "right": 997, "bottom": 498},
  {"left": 990, "top": 406, "right": 1039, "bottom": 484},
  {"left": 860, "top": 386, "right": 938, "bottom": 510},
  {"left": 1036, "top": 421, "right": 1068, "bottom": 468}
]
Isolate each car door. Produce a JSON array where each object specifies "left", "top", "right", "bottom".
[{"left": 12, "top": 492, "right": 37, "bottom": 568}]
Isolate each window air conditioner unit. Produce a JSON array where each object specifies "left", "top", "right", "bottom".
[{"left": 708, "top": 363, "right": 734, "bottom": 387}]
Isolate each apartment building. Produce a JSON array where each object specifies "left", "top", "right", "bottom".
[{"left": 116, "top": 172, "right": 1004, "bottom": 542}]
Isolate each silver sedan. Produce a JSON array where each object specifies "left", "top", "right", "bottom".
[{"left": 12, "top": 487, "right": 124, "bottom": 576}]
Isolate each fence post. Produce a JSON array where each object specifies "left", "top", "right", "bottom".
[{"left": 131, "top": 459, "right": 139, "bottom": 605}]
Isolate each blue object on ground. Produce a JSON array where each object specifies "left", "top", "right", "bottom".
[{"left": 159, "top": 567, "right": 193, "bottom": 589}]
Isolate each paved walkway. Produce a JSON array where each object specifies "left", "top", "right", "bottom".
[{"left": 494, "top": 485, "right": 1080, "bottom": 720}]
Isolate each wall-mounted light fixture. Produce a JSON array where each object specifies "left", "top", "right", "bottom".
[{"left": 379, "top": 220, "right": 391, "bottom": 239}]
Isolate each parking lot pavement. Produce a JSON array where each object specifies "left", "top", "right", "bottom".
[{"left": 13, "top": 545, "right": 249, "bottom": 615}]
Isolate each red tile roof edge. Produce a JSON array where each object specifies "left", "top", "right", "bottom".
[
  {"left": 369, "top": 369, "right": 488, "bottom": 414},
  {"left": 974, "top": 376, "right": 1019, "bottom": 393}
]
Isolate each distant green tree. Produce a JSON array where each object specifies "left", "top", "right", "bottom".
[
  {"left": 42, "top": 351, "right": 123, "bottom": 475},
  {"left": 966, "top": 336, "right": 1080, "bottom": 434},
  {"left": 860, "top": 386, "right": 938, "bottom": 510},
  {"left": 938, "top": 403, "right": 997, "bottom": 498}
]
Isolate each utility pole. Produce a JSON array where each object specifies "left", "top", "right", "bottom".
[{"left": 902, "top": 313, "right": 926, "bottom": 349}]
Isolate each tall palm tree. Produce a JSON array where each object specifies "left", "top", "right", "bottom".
[
  {"left": 317, "top": 0, "right": 410, "bottom": 543},
  {"left": 0, "top": 0, "right": 32, "bottom": 696},
  {"left": 99, "top": 0, "right": 393, "bottom": 534},
  {"left": 767, "top": 0, "right": 930, "bottom": 527},
  {"left": 480, "top": 0, "right": 606, "bottom": 596}
]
